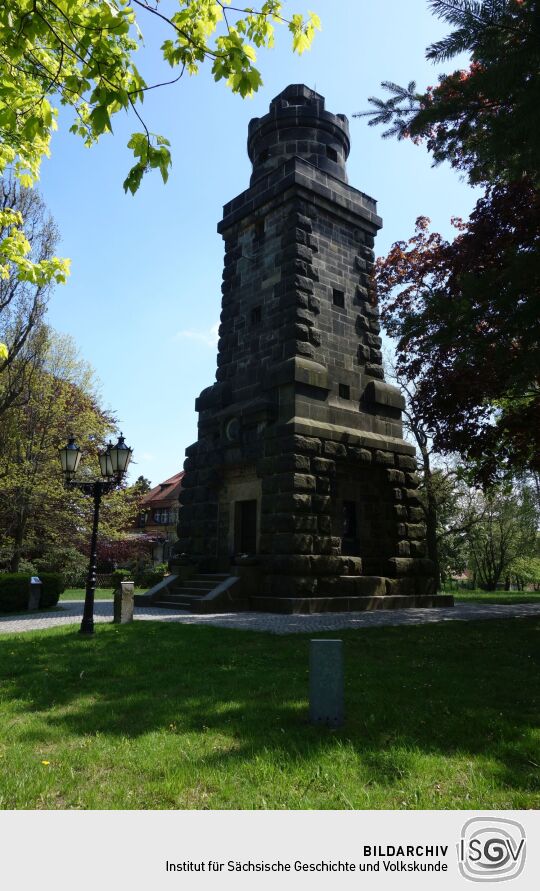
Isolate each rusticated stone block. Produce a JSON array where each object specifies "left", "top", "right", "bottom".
[
  {"left": 355, "top": 314, "right": 369, "bottom": 332},
  {"left": 404, "top": 489, "right": 422, "bottom": 506},
  {"left": 267, "top": 493, "right": 312, "bottom": 513},
  {"left": 313, "top": 536, "right": 338, "bottom": 555},
  {"left": 311, "top": 457, "right": 336, "bottom": 474},
  {"left": 405, "top": 472, "right": 420, "bottom": 487},
  {"left": 317, "top": 515, "right": 332, "bottom": 534},
  {"left": 323, "top": 441, "right": 347, "bottom": 458},
  {"left": 374, "top": 450, "right": 395, "bottom": 466},
  {"left": 386, "top": 469, "right": 406, "bottom": 485},
  {"left": 388, "top": 557, "right": 435, "bottom": 577},
  {"left": 354, "top": 576, "right": 386, "bottom": 596},
  {"left": 396, "top": 540, "right": 411, "bottom": 557},
  {"left": 276, "top": 472, "right": 317, "bottom": 493},
  {"left": 264, "top": 575, "right": 317, "bottom": 596},
  {"left": 410, "top": 541, "right": 427, "bottom": 557},
  {"left": 365, "top": 333, "right": 382, "bottom": 348},
  {"left": 284, "top": 435, "right": 322, "bottom": 456},
  {"left": 272, "top": 555, "right": 312, "bottom": 574},
  {"left": 316, "top": 476, "right": 331, "bottom": 494},
  {"left": 396, "top": 454, "right": 417, "bottom": 471},
  {"left": 406, "top": 523, "right": 426, "bottom": 540},
  {"left": 272, "top": 534, "right": 313, "bottom": 554},
  {"left": 287, "top": 514, "right": 319, "bottom": 533},
  {"left": 385, "top": 577, "right": 416, "bottom": 596},
  {"left": 415, "top": 576, "right": 436, "bottom": 596},
  {"left": 357, "top": 344, "right": 370, "bottom": 362},
  {"left": 408, "top": 507, "right": 425, "bottom": 522},
  {"left": 343, "top": 557, "right": 363, "bottom": 575},
  {"left": 310, "top": 555, "right": 348, "bottom": 575},
  {"left": 347, "top": 447, "right": 372, "bottom": 463},
  {"left": 259, "top": 453, "right": 310, "bottom": 473},
  {"left": 365, "top": 363, "right": 384, "bottom": 378}
]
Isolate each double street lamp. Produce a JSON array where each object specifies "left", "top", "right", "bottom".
[{"left": 59, "top": 433, "right": 133, "bottom": 636}]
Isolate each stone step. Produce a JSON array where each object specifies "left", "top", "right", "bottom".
[
  {"left": 160, "top": 590, "right": 205, "bottom": 601},
  {"left": 173, "top": 588, "right": 211, "bottom": 598},
  {"left": 181, "top": 581, "right": 217, "bottom": 590},
  {"left": 153, "top": 600, "right": 191, "bottom": 610}
]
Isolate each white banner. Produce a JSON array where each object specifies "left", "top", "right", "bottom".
[{"left": 0, "top": 809, "right": 538, "bottom": 890}]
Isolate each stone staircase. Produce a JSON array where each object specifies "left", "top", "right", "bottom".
[{"left": 141, "top": 572, "right": 244, "bottom": 613}]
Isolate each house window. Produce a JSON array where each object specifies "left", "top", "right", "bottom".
[
  {"left": 326, "top": 145, "right": 338, "bottom": 162},
  {"left": 339, "top": 384, "right": 350, "bottom": 400},
  {"left": 333, "top": 288, "right": 345, "bottom": 308},
  {"left": 251, "top": 305, "right": 262, "bottom": 326},
  {"left": 153, "top": 509, "right": 170, "bottom": 525}
]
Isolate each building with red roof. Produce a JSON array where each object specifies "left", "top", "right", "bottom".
[{"left": 136, "top": 471, "right": 184, "bottom": 564}]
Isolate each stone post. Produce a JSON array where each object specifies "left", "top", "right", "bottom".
[
  {"left": 309, "top": 639, "right": 344, "bottom": 728},
  {"left": 113, "top": 580, "right": 134, "bottom": 624}
]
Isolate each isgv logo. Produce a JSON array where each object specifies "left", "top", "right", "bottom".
[{"left": 458, "top": 817, "right": 526, "bottom": 882}]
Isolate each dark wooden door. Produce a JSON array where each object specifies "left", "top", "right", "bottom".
[{"left": 235, "top": 500, "right": 257, "bottom": 554}]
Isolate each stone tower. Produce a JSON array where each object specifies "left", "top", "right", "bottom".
[{"left": 176, "top": 84, "right": 449, "bottom": 612}]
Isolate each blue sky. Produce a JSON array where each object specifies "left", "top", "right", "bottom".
[{"left": 39, "top": 0, "right": 479, "bottom": 486}]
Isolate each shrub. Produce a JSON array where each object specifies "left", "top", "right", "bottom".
[
  {"left": 134, "top": 563, "right": 168, "bottom": 589},
  {"left": 39, "top": 573, "right": 65, "bottom": 608},
  {"left": 0, "top": 573, "right": 30, "bottom": 612},
  {"left": 0, "top": 571, "right": 65, "bottom": 611}
]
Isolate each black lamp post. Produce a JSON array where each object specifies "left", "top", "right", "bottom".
[{"left": 59, "top": 433, "right": 133, "bottom": 636}]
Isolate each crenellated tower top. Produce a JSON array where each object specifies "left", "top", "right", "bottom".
[{"left": 247, "top": 84, "right": 350, "bottom": 185}]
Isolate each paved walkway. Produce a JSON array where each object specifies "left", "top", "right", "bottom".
[{"left": 1, "top": 599, "right": 540, "bottom": 635}]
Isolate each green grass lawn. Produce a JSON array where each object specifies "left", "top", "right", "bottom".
[
  {"left": 60, "top": 588, "right": 145, "bottom": 601},
  {"left": 448, "top": 588, "right": 540, "bottom": 605},
  {"left": 61, "top": 588, "right": 115, "bottom": 601},
  {"left": 0, "top": 618, "right": 539, "bottom": 809}
]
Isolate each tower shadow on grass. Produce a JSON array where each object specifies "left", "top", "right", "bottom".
[{"left": 2, "top": 618, "right": 539, "bottom": 801}]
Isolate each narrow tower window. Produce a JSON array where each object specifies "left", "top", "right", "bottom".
[
  {"left": 251, "top": 306, "right": 262, "bottom": 326},
  {"left": 326, "top": 145, "right": 338, "bottom": 162},
  {"left": 333, "top": 288, "right": 345, "bottom": 308},
  {"left": 339, "top": 384, "right": 350, "bottom": 400}
]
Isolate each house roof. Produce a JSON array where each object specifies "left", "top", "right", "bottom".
[{"left": 140, "top": 471, "right": 184, "bottom": 508}]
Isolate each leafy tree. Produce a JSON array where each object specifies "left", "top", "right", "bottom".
[
  {"left": 0, "top": 174, "right": 66, "bottom": 416},
  {"left": 377, "top": 190, "right": 540, "bottom": 482},
  {"left": 357, "top": 0, "right": 539, "bottom": 188},
  {"left": 0, "top": 1, "right": 320, "bottom": 194},
  {"left": 0, "top": 329, "right": 133, "bottom": 572},
  {"left": 388, "top": 363, "right": 484, "bottom": 586},
  {"left": 511, "top": 554, "right": 540, "bottom": 590},
  {"left": 358, "top": 1, "right": 539, "bottom": 482},
  {"left": 132, "top": 474, "right": 152, "bottom": 494},
  {"left": 0, "top": 3, "right": 319, "bottom": 346},
  {"left": 467, "top": 484, "right": 538, "bottom": 589}
]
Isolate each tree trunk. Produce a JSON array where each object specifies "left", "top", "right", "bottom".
[
  {"left": 420, "top": 447, "right": 441, "bottom": 591},
  {"left": 9, "top": 513, "right": 27, "bottom": 573}
]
